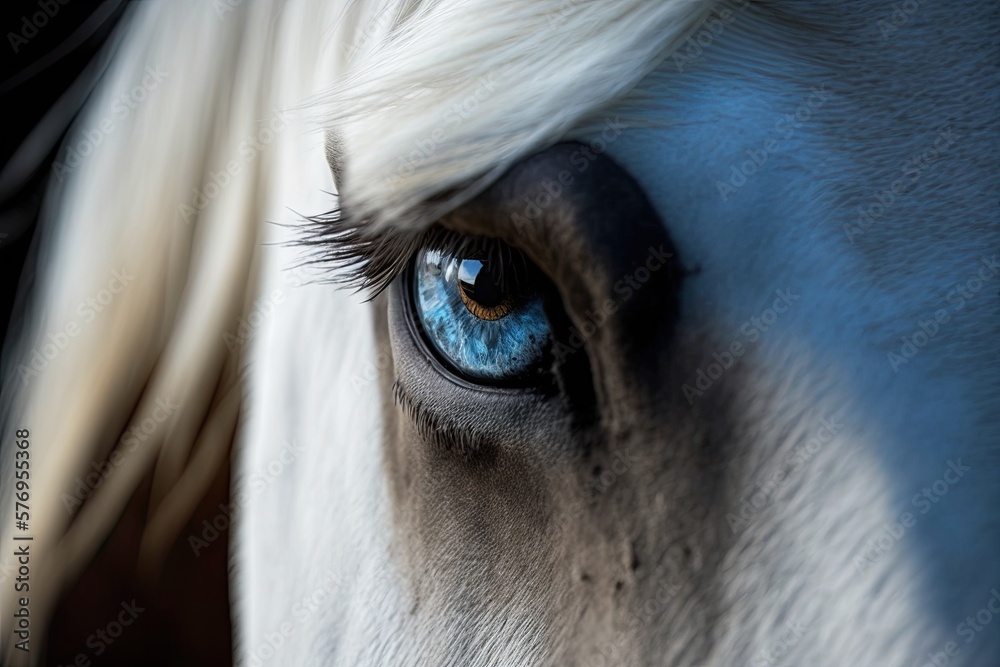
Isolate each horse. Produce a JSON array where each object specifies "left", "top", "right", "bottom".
[{"left": 1, "top": 0, "right": 998, "bottom": 665}]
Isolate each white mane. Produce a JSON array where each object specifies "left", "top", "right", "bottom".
[{"left": 0, "top": 0, "right": 710, "bottom": 657}]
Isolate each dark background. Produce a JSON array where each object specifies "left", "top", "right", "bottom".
[
  {"left": 1, "top": 2, "right": 233, "bottom": 665},
  {"left": 0, "top": 0, "right": 130, "bottom": 353}
]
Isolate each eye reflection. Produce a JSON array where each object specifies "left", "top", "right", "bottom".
[{"left": 412, "top": 246, "right": 550, "bottom": 381}]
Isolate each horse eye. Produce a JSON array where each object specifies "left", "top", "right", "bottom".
[{"left": 411, "top": 244, "right": 551, "bottom": 382}]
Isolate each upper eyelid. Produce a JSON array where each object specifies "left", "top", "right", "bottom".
[
  {"left": 296, "top": 206, "right": 424, "bottom": 298},
  {"left": 296, "top": 212, "right": 513, "bottom": 298},
  {"left": 307, "top": 142, "right": 620, "bottom": 298}
]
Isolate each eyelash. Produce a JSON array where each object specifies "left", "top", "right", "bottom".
[
  {"left": 391, "top": 379, "right": 491, "bottom": 457},
  {"left": 297, "top": 205, "right": 417, "bottom": 296},
  {"left": 298, "top": 206, "right": 516, "bottom": 298}
]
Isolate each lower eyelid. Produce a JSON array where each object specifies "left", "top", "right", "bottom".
[{"left": 391, "top": 378, "right": 490, "bottom": 454}]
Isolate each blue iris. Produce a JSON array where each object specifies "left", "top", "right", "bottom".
[{"left": 413, "top": 247, "right": 551, "bottom": 381}]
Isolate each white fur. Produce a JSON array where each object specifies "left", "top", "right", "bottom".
[{"left": 3, "top": 0, "right": 997, "bottom": 665}]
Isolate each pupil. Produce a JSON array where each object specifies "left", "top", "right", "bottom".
[{"left": 457, "top": 259, "right": 505, "bottom": 307}]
